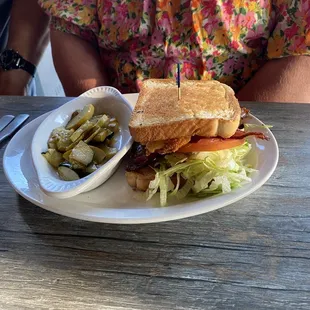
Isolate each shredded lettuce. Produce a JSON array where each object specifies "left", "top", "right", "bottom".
[
  {"left": 170, "top": 173, "right": 181, "bottom": 196},
  {"left": 165, "top": 153, "right": 188, "bottom": 166},
  {"left": 146, "top": 142, "right": 256, "bottom": 206}
]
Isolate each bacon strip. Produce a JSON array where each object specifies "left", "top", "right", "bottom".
[
  {"left": 231, "top": 130, "right": 269, "bottom": 140},
  {"left": 126, "top": 143, "right": 162, "bottom": 171}
]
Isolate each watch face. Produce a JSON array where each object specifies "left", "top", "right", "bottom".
[{"left": 0, "top": 49, "right": 20, "bottom": 70}]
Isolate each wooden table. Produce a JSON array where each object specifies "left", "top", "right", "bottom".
[{"left": 1, "top": 96, "right": 310, "bottom": 310}]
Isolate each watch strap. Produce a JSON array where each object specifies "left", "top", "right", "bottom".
[
  {"left": 0, "top": 49, "right": 37, "bottom": 78},
  {"left": 19, "top": 57, "right": 36, "bottom": 78}
]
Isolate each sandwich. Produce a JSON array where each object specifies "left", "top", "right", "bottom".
[{"left": 125, "top": 79, "right": 268, "bottom": 206}]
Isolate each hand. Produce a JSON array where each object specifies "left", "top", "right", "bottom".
[{"left": 0, "top": 69, "right": 30, "bottom": 95}]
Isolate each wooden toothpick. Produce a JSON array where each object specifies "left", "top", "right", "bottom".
[{"left": 177, "top": 63, "right": 181, "bottom": 100}]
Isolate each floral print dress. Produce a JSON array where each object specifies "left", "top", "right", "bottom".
[{"left": 39, "top": 0, "right": 310, "bottom": 93}]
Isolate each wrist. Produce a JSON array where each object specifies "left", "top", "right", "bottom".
[
  {"left": 0, "top": 69, "right": 31, "bottom": 95},
  {"left": 0, "top": 49, "right": 37, "bottom": 79}
]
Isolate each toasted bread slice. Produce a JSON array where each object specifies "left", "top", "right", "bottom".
[{"left": 129, "top": 79, "right": 241, "bottom": 143}]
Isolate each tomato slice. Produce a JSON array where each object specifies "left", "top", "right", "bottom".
[{"left": 178, "top": 137, "right": 246, "bottom": 152}]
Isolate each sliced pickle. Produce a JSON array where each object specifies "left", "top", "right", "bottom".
[
  {"left": 58, "top": 166, "right": 80, "bottom": 181},
  {"left": 62, "top": 150, "right": 72, "bottom": 161},
  {"left": 90, "top": 146, "right": 106, "bottom": 164},
  {"left": 93, "top": 128, "right": 113, "bottom": 142},
  {"left": 48, "top": 127, "right": 74, "bottom": 152},
  {"left": 107, "top": 118, "right": 119, "bottom": 133},
  {"left": 85, "top": 163, "right": 98, "bottom": 174},
  {"left": 68, "top": 159, "right": 86, "bottom": 170},
  {"left": 84, "top": 126, "right": 101, "bottom": 144},
  {"left": 42, "top": 149, "right": 64, "bottom": 168},
  {"left": 56, "top": 137, "right": 72, "bottom": 152},
  {"left": 69, "top": 141, "right": 94, "bottom": 166},
  {"left": 70, "top": 110, "right": 81, "bottom": 120},
  {"left": 65, "top": 134, "right": 86, "bottom": 152},
  {"left": 47, "top": 141, "right": 57, "bottom": 149},
  {"left": 90, "top": 114, "right": 109, "bottom": 128},
  {"left": 70, "top": 120, "right": 94, "bottom": 142},
  {"left": 98, "top": 145, "right": 117, "bottom": 160},
  {"left": 66, "top": 104, "right": 95, "bottom": 130}
]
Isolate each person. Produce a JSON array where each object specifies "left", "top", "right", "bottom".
[
  {"left": 0, "top": 0, "right": 50, "bottom": 95},
  {"left": 38, "top": 0, "right": 310, "bottom": 103}
]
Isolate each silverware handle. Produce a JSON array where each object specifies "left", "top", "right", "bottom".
[
  {"left": 0, "top": 114, "right": 29, "bottom": 143},
  {"left": 0, "top": 115, "right": 15, "bottom": 132}
]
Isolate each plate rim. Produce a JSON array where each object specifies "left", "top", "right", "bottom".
[{"left": 3, "top": 97, "right": 279, "bottom": 224}]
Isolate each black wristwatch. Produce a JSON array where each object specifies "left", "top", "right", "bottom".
[{"left": 0, "top": 49, "right": 36, "bottom": 77}]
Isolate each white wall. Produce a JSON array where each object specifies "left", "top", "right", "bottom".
[{"left": 35, "top": 42, "right": 65, "bottom": 97}]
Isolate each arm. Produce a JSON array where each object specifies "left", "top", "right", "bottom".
[
  {"left": 237, "top": 56, "right": 310, "bottom": 103},
  {"left": 0, "top": 0, "right": 50, "bottom": 95},
  {"left": 50, "top": 29, "right": 109, "bottom": 97}
]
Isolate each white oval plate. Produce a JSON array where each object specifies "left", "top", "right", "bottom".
[{"left": 3, "top": 94, "right": 279, "bottom": 224}]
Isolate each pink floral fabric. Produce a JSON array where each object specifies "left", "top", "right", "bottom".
[{"left": 39, "top": 0, "right": 310, "bottom": 93}]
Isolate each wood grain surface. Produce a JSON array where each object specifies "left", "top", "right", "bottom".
[{"left": 1, "top": 96, "right": 310, "bottom": 310}]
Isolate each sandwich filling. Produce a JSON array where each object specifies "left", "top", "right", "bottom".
[
  {"left": 144, "top": 130, "right": 267, "bottom": 155},
  {"left": 126, "top": 126, "right": 268, "bottom": 206}
]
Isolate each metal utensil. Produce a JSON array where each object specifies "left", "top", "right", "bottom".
[
  {"left": 0, "top": 114, "right": 29, "bottom": 143},
  {"left": 0, "top": 115, "right": 15, "bottom": 132}
]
